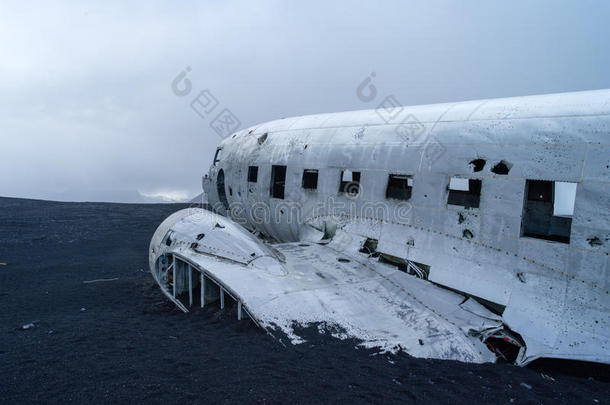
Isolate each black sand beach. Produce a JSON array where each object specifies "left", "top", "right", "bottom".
[{"left": 0, "top": 197, "right": 608, "bottom": 404}]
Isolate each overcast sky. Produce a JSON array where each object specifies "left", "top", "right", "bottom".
[{"left": 1, "top": 1, "right": 609, "bottom": 202}]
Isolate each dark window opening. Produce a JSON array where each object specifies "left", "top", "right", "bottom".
[
  {"left": 216, "top": 169, "right": 229, "bottom": 210},
  {"left": 213, "top": 148, "right": 222, "bottom": 166},
  {"left": 339, "top": 170, "right": 361, "bottom": 195},
  {"left": 248, "top": 166, "right": 258, "bottom": 183},
  {"left": 386, "top": 174, "right": 413, "bottom": 201},
  {"left": 521, "top": 180, "right": 576, "bottom": 244},
  {"left": 302, "top": 169, "right": 318, "bottom": 189},
  {"left": 447, "top": 177, "right": 481, "bottom": 209},
  {"left": 270, "top": 165, "right": 287, "bottom": 199}
]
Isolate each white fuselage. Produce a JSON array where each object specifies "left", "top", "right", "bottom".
[{"left": 200, "top": 89, "right": 610, "bottom": 364}]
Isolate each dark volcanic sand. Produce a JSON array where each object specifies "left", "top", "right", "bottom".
[{"left": 0, "top": 197, "right": 608, "bottom": 404}]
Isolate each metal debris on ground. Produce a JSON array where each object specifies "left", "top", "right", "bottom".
[{"left": 19, "top": 320, "right": 39, "bottom": 330}]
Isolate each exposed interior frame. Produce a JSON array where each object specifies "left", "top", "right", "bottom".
[{"left": 154, "top": 253, "right": 255, "bottom": 323}]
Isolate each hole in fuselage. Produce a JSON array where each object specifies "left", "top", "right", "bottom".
[
  {"left": 587, "top": 236, "right": 603, "bottom": 247},
  {"left": 359, "top": 238, "right": 379, "bottom": 256},
  {"left": 492, "top": 160, "right": 512, "bottom": 175},
  {"left": 470, "top": 159, "right": 486, "bottom": 172}
]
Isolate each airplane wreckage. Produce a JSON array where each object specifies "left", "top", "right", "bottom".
[{"left": 150, "top": 89, "right": 609, "bottom": 366}]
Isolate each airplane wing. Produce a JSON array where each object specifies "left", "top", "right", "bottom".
[{"left": 150, "top": 208, "right": 510, "bottom": 363}]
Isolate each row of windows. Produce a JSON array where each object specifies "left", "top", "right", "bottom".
[
  {"left": 242, "top": 165, "right": 577, "bottom": 244},
  {"left": 251, "top": 165, "right": 471, "bottom": 205}
]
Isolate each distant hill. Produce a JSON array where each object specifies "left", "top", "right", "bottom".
[
  {"left": 0, "top": 189, "right": 204, "bottom": 204},
  {"left": 189, "top": 192, "right": 207, "bottom": 204}
]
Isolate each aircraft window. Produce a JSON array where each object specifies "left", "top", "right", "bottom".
[
  {"left": 270, "top": 165, "right": 287, "bottom": 199},
  {"left": 386, "top": 174, "right": 413, "bottom": 201},
  {"left": 447, "top": 177, "right": 481, "bottom": 209},
  {"left": 339, "top": 170, "right": 361, "bottom": 195},
  {"left": 248, "top": 166, "right": 258, "bottom": 183},
  {"left": 213, "top": 148, "right": 222, "bottom": 166},
  {"left": 302, "top": 169, "right": 318, "bottom": 189},
  {"left": 521, "top": 180, "right": 576, "bottom": 243}
]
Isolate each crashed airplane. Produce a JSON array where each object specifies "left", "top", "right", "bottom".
[{"left": 150, "top": 89, "right": 609, "bottom": 366}]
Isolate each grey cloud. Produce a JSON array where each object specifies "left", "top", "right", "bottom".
[{"left": 1, "top": 0, "right": 609, "bottom": 202}]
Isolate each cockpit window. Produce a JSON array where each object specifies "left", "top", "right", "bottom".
[{"left": 213, "top": 148, "right": 223, "bottom": 166}]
